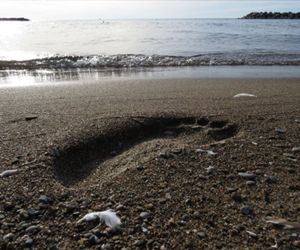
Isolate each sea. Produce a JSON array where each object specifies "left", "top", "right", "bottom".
[{"left": 1, "top": 18, "right": 300, "bottom": 86}]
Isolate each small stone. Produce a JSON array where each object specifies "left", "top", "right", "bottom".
[
  {"left": 256, "top": 169, "right": 264, "bottom": 175},
  {"left": 39, "top": 195, "right": 48, "bottom": 204},
  {"left": 182, "top": 214, "right": 189, "bottom": 221},
  {"left": 246, "top": 181, "right": 256, "bottom": 186},
  {"left": 283, "top": 153, "right": 294, "bottom": 158},
  {"left": 0, "top": 213, "right": 5, "bottom": 220},
  {"left": 102, "top": 244, "right": 112, "bottom": 250},
  {"left": 116, "top": 205, "right": 125, "bottom": 211},
  {"left": 240, "top": 206, "right": 252, "bottom": 214},
  {"left": 24, "top": 239, "right": 33, "bottom": 247},
  {"left": 293, "top": 241, "right": 300, "bottom": 248},
  {"left": 276, "top": 128, "right": 286, "bottom": 134},
  {"left": 227, "top": 188, "right": 238, "bottom": 193},
  {"left": 28, "top": 208, "right": 41, "bottom": 216},
  {"left": 194, "top": 212, "right": 201, "bottom": 219},
  {"left": 136, "top": 165, "right": 143, "bottom": 170},
  {"left": 25, "top": 115, "right": 38, "bottom": 121},
  {"left": 199, "top": 175, "right": 207, "bottom": 180},
  {"left": 19, "top": 209, "right": 29, "bottom": 219},
  {"left": 3, "top": 233, "right": 15, "bottom": 241},
  {"left": 164, "top": 131, "right": 174, "bottom": 135},
  {"left": 140, "top": 212, "right": 149, "bottom": 219},
  {"left": 238, "top": 173, "right": 254, "bottom": 179},
  {"left": 232, "top": 192, "right": 242, "bottom": 202},
  {"left": 25, "top": 225, "right": 39, "bottom": 233},
  {"left": 11, "top": 158, "right": 19, "bottom": 165},
  {"left": 264, "top": 174, "right": 277, "bottom": 183},
  {"left": 292, "top": 148, "right": 300, "bottom": 152},
  {"left": 197, "top": 232, "right": 206, "bottom": 238}
]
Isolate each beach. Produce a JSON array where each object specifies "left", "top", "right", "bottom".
[{"left": 1, "top": 77, "right": 300, "bottom": 249}]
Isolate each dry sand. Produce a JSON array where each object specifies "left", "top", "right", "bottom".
[{"left": 0, "top": 77, "right": 300, "bottom": 249}]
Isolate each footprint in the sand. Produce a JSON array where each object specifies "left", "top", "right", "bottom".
[{"left": 52, "top": 116, "right": 238, "bottom": 186}]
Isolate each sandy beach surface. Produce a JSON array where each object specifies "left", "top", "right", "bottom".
[{"left": 1, "top": 77, "right": 300, "bottom": 249}]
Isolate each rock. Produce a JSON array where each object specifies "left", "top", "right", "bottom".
[
  {"left": 293, "top": 241, "right": 300, "bottom": 248},
  {"left": 194, "top": 212, "right": 201, "bottom": 219},
  {"left": 19, "top": 209, "right": 29, "bottom": 219},
  {"left": 240, "top": 206, "right": 252, "bottom": 214},
  {"left": 276, "top": 128, "right": 286, "bottom": 134},
  {"left": 25, "top": 225, "right": 39, "bottom": 233},
  {"left": 199, "top": 175, "right": 207, "bottom": 180},
  {"left": 25, "top": 115, "right": 38, "bottom": 121},
  {"left": 238, "top": 173, "right": 254, "bottom": 179},
  {"left": 292, "top": 148, "right": 300, "bottom": 152},
  {"left": 197, "top": 232, "right": 206, "bottom": 238},
  {"left": 3, "top": 233, "right": 15, "bottom": 241},
  {"left": 11, "top": 158, "right": 19, "bottom": 164},
  {"left": 140, "top": 212, "right": 149, "bottom": 219},
  {"left": 39, "top": 195, "right": 48, "bottom": 204},
  {"left": 0, "top": 213, "right": 5, "bottom": 220},
  {"left": 240, "top": 11, "right": 300, "bottom": 19},
  {"left": 256, "top": 169, "right": 264, "bottom": 175},
  {"left": 246, "top": 181, "right": 256, "bottom": 186},
  {"left": 28, "top": 208, "right": 41, "bottom": 216},
  {"left": 182, "top": 214, "right": 189, "bottom": 221},
  {"left": 264, "top": 174, "right": 277, "bottom": 183},
  {"left": 24, "top": 239, "right": 33, "bottom": 247},
  {"left": 136, "top": 165, "right": 143, "bottom": 170},
  {"left": 232, "top": 192, "right": 242, "bottom": 202},
  {"left": 116, "top": 204, "right": 125, "bottom": 211}
]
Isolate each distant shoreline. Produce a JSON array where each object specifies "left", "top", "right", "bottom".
[
  {"left": 240, "top": 11, "right": 300, "bottom": 19},
  {"left": 0, "top": 17, "right": 30, "bottom": 21}
]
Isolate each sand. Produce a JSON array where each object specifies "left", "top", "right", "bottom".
[{"left": 0, "top": 77, "right": 300, "bottom": 249}]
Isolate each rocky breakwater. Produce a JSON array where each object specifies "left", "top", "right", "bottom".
[
  {"left": 0, "top": 18, "right": 30, "bottom": 21},
  {"left": 240, "top": 11, "right": 300, "bottom": 19}
]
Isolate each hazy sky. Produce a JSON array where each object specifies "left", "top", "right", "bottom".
[{"left": 0, "top": 1, "right": 299, "bottom": 21}]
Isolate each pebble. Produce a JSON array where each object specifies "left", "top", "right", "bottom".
[
  {"left": 25, "top": 225, "right": 39, "bottom": 233},
  {"left": 276, "top": 128, "right": 286, "bottom": 134},
  {"left": 39, "top": 195, "right": 48, "bottom": 204},
  {"left": 24, "top": 239, "right": 33, "bottom": 247},
  {"left": 246, "top": 231, "right": 257, "bottom": 237},
  {"left": 232, "top": 192, "right": 242, "bottom": 202},
  {"left": 140, "top": 212, "right": 149, "bottom": 219},
  {"left": 28, "top": 208, "right": 41, "bottom": 216},
  {"left": 116, "top": 205, "right": 125, "bottom": 211},
  {"left": 264, "top": 174, "right": 277, "bottom": 183},
  {"left": 199, "top": 175, "right": 207, "bottom": 180},
  {"left": 195, "top": 149, "right": 206, "bottom": 153},
  {"left": 246, "top": 181, "right": 256, "bottom": 186},
  {"left": 0, "top": 213, "right": 5, "bottom": 220},
  {"left": 240, "top": 206, "right": 252, "bottom": 214},
  {"left": 238, "top": 173, "right": 254, "bottom": 179},
  {"left": 3, "top": 233, "right": 15, "bottom": 240},
  {"left": 197, "top": 232, "right": 206, "bottom": 238},
  {"left": 25, "top": 115, "right": 38, "bottom": 121},
  {"left": 136, "top": 165, "right": 143, "bottom": 170},
  {"left": 194, "top": 212, "right": 201, "bottom": 219},
  {"left": 292, "top": 148, "right": 300, "bottom": 152},
  {"left": 256, "top": 169, "right": 264, "bottom": 175}
]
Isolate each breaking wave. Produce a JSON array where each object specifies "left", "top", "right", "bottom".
[{"left": 1, "top": 53, "right": 300, "bottom": 70}]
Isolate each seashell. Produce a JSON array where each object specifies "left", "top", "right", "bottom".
[{"left": 234, "top": 93, "right": 257, "bottom": 98}]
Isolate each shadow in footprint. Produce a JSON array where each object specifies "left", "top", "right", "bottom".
[{"left": 52, "top": 116, "right": 197, "bottom": 187}]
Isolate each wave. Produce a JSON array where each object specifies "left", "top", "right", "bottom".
[{"left": 0, "top": 53, "right": 300, "bottom": 70}]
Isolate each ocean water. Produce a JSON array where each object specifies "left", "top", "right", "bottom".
[{"left": 0, "top": 19, "right": 300, "bottom": 85}]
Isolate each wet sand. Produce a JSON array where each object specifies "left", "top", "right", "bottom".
[{"left": 1, "top": 77, "right": 300, "bottom": 249}]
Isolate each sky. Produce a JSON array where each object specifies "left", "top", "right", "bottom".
[{"left": 0, "top": 1, "right": 299, "bottom": 21}]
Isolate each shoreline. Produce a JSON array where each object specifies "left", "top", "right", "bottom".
[{"left": 1, "top": 77, "right": 300, "bottom": 249}]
